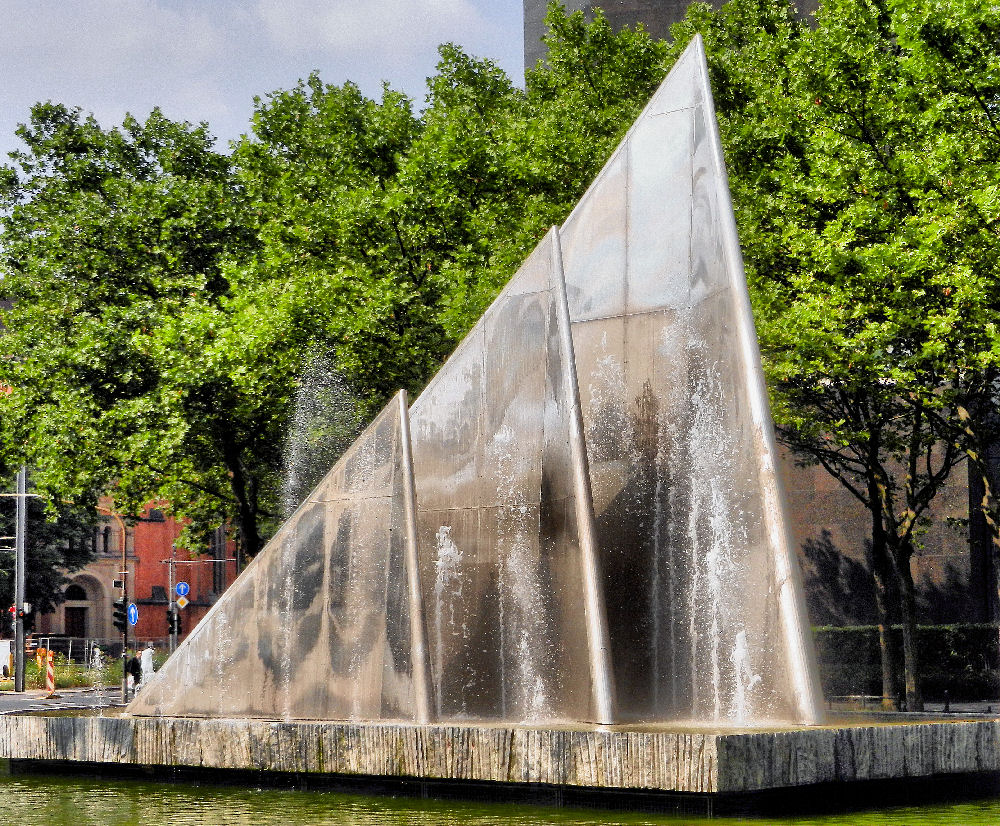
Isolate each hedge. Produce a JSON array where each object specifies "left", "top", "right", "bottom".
[{"left": 813, "top": 624, "right": 1000, "bottom": 702}]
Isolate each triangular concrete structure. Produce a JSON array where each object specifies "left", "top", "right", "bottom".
[{"left": 130, "top": 36, "right": 824, "bottom": 727}]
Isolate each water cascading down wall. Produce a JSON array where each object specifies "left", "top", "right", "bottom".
[{"left": 129, "top": 36, "right": 824, "bottom": 728}]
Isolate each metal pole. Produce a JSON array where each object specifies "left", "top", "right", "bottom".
[
  {"left": 168, "top": 548, "right": 177, "bottom": 654},
  {"left": 13, "top": 466, "right": 25, "bottom": 693},
  {"left": 398, "top": 390, "right": 434, "bottom": 723},
  {"left": 121, "top": 520, "right": 128, "bottom": 702},
  {"left": 550, "top": 228, "right": 617, "bottom": 725}
]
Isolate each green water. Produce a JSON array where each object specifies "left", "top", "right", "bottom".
[{"left": 3, "top": 774, "right": 1000, "bottom": 826}]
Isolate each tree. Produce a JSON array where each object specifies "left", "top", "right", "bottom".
[
  {"left": 0, "top": 104, "right": 262, "bottom": 556},
  {"left": 0, "top": 485, "right": 98, "bottom": 625},
  {"left": 676, "top": 0, "right": 1000, "bottom": 709}
]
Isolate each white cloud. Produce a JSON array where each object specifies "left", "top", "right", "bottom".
[
  {"left": 0, "top": 0, "right": 522, "bottom": 159},
  {"left": 254, "top": 0, "right": 485, "bottom": 59},
  {"left": 0, "top": 1, "right": 227, "bottom": 81}
]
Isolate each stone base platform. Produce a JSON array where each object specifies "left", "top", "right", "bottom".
[{"left": 1, "top": 715, "right": 998, "bottom": 802}]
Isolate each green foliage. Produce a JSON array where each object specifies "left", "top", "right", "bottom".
[
  {"left": 0, "top": 656, "right": 110, "bottom": 690},
  {"left": 0, "top": 495, "right": 97, "bottom": 617},
  {"left": 0, "top": 104, "right": 254, "bottom": 551},
  {"left": 0, "top": 6, "right": 669, "bottom": 559},
  {"left": 815, "top": 624, "right": 1000, "bottom": 701}
]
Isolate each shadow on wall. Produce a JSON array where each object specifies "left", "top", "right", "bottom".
[
  {"left": 918, "top": 562, "right": 978, "bottom": 624},
  {"left": 800, "top": 530, "right": 883, "bottom": 627},
  {"left": 801, "top": 530, "right": 978, "bottom": 626}
]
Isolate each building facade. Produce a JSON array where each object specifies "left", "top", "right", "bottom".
[{"left": 36, "top": 503, "right": 237, "bottom": 649}]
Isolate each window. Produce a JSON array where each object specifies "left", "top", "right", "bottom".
[
  {"left": 65, "top": 583, "right": 87, "bottom": 601},
  {"left": 102, "top": 526, "right": 111, "bottom": 554}
]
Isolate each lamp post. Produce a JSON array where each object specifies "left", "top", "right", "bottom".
[
  {"left": 168, "top": 544, "right": 176, "bottom": 654},
  {"left": 97, "top": 506, "right": 129, "bottom": 701},
  {"left": 13, "top": 467, "right": 26, "bottom": 693},
  {"left": 0, "top": 467, "right": 42, "bottom": 693}
]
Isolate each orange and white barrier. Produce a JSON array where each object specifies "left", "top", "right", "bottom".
[{"left": 45, "top": 651, "right": 55, "bottom": 697}]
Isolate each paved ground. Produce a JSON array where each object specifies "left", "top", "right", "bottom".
[{"left": 0, "top": 687, "right": 125, "bottom": 715}]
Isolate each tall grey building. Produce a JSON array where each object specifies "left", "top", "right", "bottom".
[
  {"left": 524, "top": 0, "right": 818, "bottom": 72},
  {"left": 524, "top": 0, "right": 724, "bottom": 70}
]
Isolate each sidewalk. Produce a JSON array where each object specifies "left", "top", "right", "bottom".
[
  {"left": 829, "top": 699, "right": 1000, "bottom": 722},
  {"left": 7, "top": 687, "right": 107, "bottom": 698}
]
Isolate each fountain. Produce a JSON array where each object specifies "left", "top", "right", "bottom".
[
  {"left": 126, "top": 33, "right": 822, "bottom": 730},
  {"left": 90, "top": 645, "right": 107, "bottom": 713},
  {"left": 2, "top": 37, "right": 995, "bottom": 808},
  {"left": 281, "top": 350, "right": 360, "bottom": 519}
]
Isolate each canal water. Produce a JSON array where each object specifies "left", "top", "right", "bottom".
[{"left": 3, "top": 773, "right": 1000, "bottom": 825}]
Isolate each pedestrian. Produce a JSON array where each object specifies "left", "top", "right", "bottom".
[
  {"left": 126, "top": 650, "right": 141, "bottom": 692},
  {"left": 139, "top": 641, "right": 155, "bottom": 686}
]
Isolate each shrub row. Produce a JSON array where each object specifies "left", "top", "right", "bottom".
[{"left": 813, "top": 624, "right": 1000, "bottom": 702}]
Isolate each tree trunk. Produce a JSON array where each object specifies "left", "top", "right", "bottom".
[
  {"left": 865, "top": 434, "right": 898, "bottom": 709},
  {"left": 229, "top": 468, "right": 260, "bottom": 566},
  {"left": 866, "top": 509, "right": 898, "bottom": 710},
  {"left": 222, "top": 437, "right": 261, "bottom": 567},
  {"left": 961, "top": 380, "right": 1000, "bottom": 705},
  {"left": 968, "top": 451, "right": 1000, "bottom": 706},
  {"left": 893, "top": 543, "right": 923, "bottom": 711},
  {"left": 969, "top": 461, "right": 995, "bottom": 622}
]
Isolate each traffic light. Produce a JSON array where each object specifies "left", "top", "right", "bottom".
[
  {"left": 112, "top": 600, "right": 127, "bottom": 633},
  {"left": 15, "top": 608, "right": 32, "bottom": 632},
  {"left": 166, "top": 610, "right": 182, "bottom": 635}
]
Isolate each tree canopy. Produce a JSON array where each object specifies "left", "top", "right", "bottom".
[{"left": 0, "top": 4, "right": 669, "bottom": 561}]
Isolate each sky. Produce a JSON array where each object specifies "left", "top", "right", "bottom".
[{"left": 0, "top": 0, "right": 524, "bottom": 160}]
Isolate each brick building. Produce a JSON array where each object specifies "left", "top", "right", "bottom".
[{"left": 36, "top": 502, "right": 237, "bottom": 647}]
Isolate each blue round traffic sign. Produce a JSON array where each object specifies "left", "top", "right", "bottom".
[
  {"left": 127, "top": 603, "right": 138, "bottom": 626},
  {"left": 175, "top": 581, "right": 190, "bottom": 597}
]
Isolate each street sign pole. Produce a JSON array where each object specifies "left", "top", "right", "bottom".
[
  {"left": 159, "top": 550, "right": 235, "bottom": 654},
  {"left": 13, "top": 466, "right": 26, "bottom": 693},
  {"left": 168, "top": 547, "right": 177, "bottom": 654},
  {"left": 121, "top": 527, "right": 128, "bottom": 702}
]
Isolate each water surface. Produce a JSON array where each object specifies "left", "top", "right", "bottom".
[{"left": 3, "top": 773, "right": 1000, "bottom": 825}]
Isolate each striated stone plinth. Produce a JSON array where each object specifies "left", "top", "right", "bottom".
[{"left": 1, "top": 716, "right": 998, "bottom": 796}]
